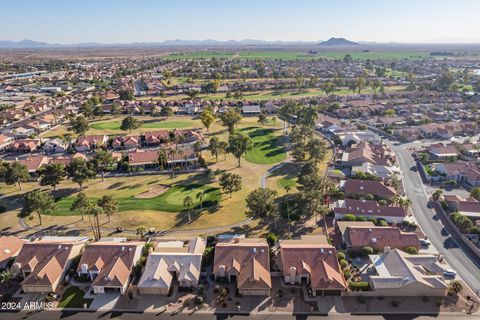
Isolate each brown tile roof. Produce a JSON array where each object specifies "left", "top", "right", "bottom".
[
  {"left": 342, "top": 179, "right": 396, "bottom": 199},
  {"left": 334, "top": 199, "right": 407, "bottom": 218},
  {"left": 0, "top": 236, "right": 25, "bottom": 266},
  {"left": 345, "top": 226, "right": 420, "bottom": 251},
  {"left": 14, "top": 240, "right": 82, "bottom": 288},
  {"left": 128, "top": 150, "right": 159, "bottom": 165},
  {"left": 17, "top": 155, "right": 49, "bottom": 172},
  {"left": 214, "top": 238, "right": 271, "bottom": 290},
  {"left": 279, "top": 236, "right": 346, "bottom": 290},
  {"left": 77, "top": 242, "right": 143, "bottom": 288}
]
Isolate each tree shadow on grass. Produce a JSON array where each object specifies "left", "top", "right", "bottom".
[{"left": 268, "top": 162, "right": 300, "bottom": 180}]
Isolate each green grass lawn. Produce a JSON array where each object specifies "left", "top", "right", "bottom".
[
  {"left": 58, "top": 287, "right": 92, "bottom": 309},
  {"left": 240, "top": 127, "right": 287, "bottom": 164},
  {"left": 277, "top": 177, "right": 296, "bottom": 189},
  {"left": 53, "top": 183, "right": 221, "bottom": 216},
  {"left": 90, "top": 119, "right": 195, "bottom": 131}
]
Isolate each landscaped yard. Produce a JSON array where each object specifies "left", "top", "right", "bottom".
[{"left": 58, "top": 286, "right": 92, "bottom": 309}]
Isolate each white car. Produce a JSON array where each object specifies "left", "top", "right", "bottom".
[
  {"left": 444, "top": 269, "right": 457, "bottom": 278},
  {"left": 420, "top": 239, "right": 431, "bottom": 246}
]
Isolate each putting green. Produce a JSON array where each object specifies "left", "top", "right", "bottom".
[
  {"left": 90, "top": 119, "right": 194, "bottom": 131},
  {"left": 52, "top": 183, "right": 221, "bottom": 215}
]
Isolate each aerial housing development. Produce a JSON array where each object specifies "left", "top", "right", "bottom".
[{"left": 1, "top": 1, "right": 480, "bottom": 319}]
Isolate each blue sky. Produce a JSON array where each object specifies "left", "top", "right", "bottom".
[{"left": 2, "top": 0, "right": 480, "bottom": 43}]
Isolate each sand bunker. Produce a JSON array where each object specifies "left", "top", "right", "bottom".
[{"left": 135, "top": 185, "right": 169, "bottom": 199}]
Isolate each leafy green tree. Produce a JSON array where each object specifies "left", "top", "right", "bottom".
[
  {"left": 200, "top": 109, "right": 215, "bottom": 132},
  {"left": 343, "top": 54, "right": 353, "bottom": 63},
  {"left": 208, "top": 136, "right": 221, "bottom": 162},
  {"left": 356, "top": 76, "right": 366, "bottom": 94},
  {"left": 161, "top": 105, "right": 173, "bottom": 118},
  {"left": 70, "top": 192, "right": 87, "bottom": 220},
  {"left": 97, "top": 194, "right": 118, "bottom": 223},
  {"left": 246, "top": 188, "right": 278, "bottom": 218},
  {"left": 227, "top": 133, "right": 253, "bottom": 167},
  {"left": 39, "top": 163, "right": 65, "bottom": 191},
  {"left": 219, "top": 172, "right": 242, "bottom": 198},
  {"left": 80, "top": 101, "right": 94, "bottom": 118},
  {"left": 92, "top": 150, "right": 115, "bottom": 181},
  {"left": 119, "top": 89, "right": 134, "bottom": 100},
  {"left": 219, "top": 109, "right": 242, "bottom": 134},
  {"left": 69, "top": 115, "right": 89, "bottom": 136},
  {"left": 257, "top": 112, "right": 268, "bottom": 126},
  {"left": 4, "top": 161, "right": 30, "bottom": 190},
  {"left": 470, "top": 187, "right": 480, "bottom": 201},
  {"left": 67, "top": 158, "right": 95, "bottom": 191},
  {"left": 120, "top": 115, "right": 142, "bottom": 133},
  {"left": 20, "top": 190, "right": 56, "bottom": 225}
]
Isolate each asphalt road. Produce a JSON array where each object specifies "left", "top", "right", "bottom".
[
  {"left": 0, "top": 310, "right": 471, "bottom": 320},
  {"left": 389, "top": 141, "right": 480, "bottom": 291}
]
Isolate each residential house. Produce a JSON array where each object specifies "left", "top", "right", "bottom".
[
  {"left": 77, "top": 241, "right": 143, "bottom": 294},
  {"left": 433, "top": 162, "right": 480, "bottom": 187},
  {"left": 143, "top": 131, "right": 170, "bottom": 147},
  {"left": 8, "top": 139, "right": 42, "bottom": 153},
  {"left": 0, "top": 134, "right": 14, "bottom": 150},
  {"left": 425, "top": 143, "right": 459, "bottom": 161},
  {"left": 444, "top": 195, "right": 480, "bottom": 219},
  {"left": 43, "top": 138, "right": 68, "bottom": 154},
  {"left": 213, "top": 238, "right": 271, "bottom": 296},
  {"left": 241, "top": 105, "right": 261, "bottom": 115},
  {"left": 279, "top": 235, "right": 346, "bottom": 296},
  {"left": 337, "top": 221, "right": 420, "bottom": 251},
  {"left": 12, "top": 237, "right": 88, "bottom": 293},
  {"left": 16, "top": 155, "right": 49, "bottom": 173},
  {"left": 137, "top": 237, "right": 205, "bottom": 295},
  {"left": 112, "top": 136, "right": 139, "bottom": 150},
  {"left": 75, "top": 135, "right": 107, "bottom": 152},
  {"left": 0, "top": 236, "right": 25, "bottom": 270},
  {"left": 334, "top": 199, "right": 407, "bottom": 223},
  {"left": 340, "top": 179, "right": 397, "bottom": 200},
  {"left": 368, "top": 248, "right": 448, "bottom": 296}
]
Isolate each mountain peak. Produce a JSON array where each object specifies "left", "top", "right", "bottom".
[{"left": 320, "top": 37, "right": 359, "bottom": 46}]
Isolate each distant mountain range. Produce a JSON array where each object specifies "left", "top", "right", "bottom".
[
  {"left": 319, "top": 37, "right": 359, "bottom": 46},
  {"left": 0, "top": 37, "right": 360, "bottom": 49}
]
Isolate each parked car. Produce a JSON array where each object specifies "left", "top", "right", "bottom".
[
  {"left": 444, "top": 269, "right": 457, "bottom": 278},
  {"left": 420, "top": 239, "right": 431, "bottom": 246}
]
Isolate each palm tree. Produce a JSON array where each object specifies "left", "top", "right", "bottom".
[
  {"left": 400, "top": 198, "right": 412, "bottom": 211},
  {"left": 392, "top": 195, "right": 403, "bottom": 206},
  {"left": 196, "top": 190, "right": 205, "bottom": 211},
  {"left": 0, "top": 270, "right": 14, "bottom": 287},
  {"left": 183, "top": 195, "right": 194, "bottom": 222},
  {"left": 284, "top": 185, "right": 292, "bottom": 236},
  {"left": 168, "top": 148, "right": 177, "bottom": 179}
]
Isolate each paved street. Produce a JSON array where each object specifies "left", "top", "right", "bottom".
[
  {"left": 0, "top": 310, "right": 472, "bottom": 320},
  {"left": 388, "top": 141, "right": 480, "bottom": 291}
]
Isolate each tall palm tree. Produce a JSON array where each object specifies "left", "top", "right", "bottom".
[
  {"left": 284, "top": 185, "right": 291, "bottom": 236},
  {"left": 183, "top": 195, "right": 194, "bottom": 222},
  {"left": 196, "top": 190, "right": 205, "bottom": 211}
]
